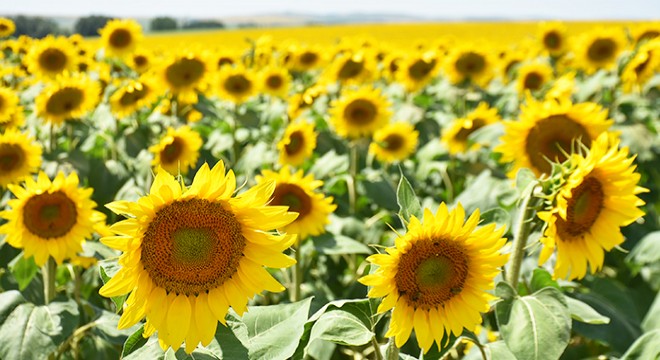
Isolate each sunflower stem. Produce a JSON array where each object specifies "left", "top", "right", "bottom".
[
  {"left": 49, "top": 123, "right": 55, "bottom": 153},
  {"left": 291, "top": 242, "right": 303, "bottom": 302},
  {"left": 384, "top": 336, "right": 398, "bottom": 360},
  {"left": 347, "top": 141, "right": 359, "bottom": 215},
  {"left": 506, "top": 184, "right": 539, "bottom": 291},
  {"left": 43, "top": 257, "right": 57, "bottom": 304},
  {"left": 371, "top": 335, "right": 384, "bottom": 360}
]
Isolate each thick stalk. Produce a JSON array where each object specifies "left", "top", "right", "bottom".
[
  {"left": 506, "top": 185, "right": 538, "bottom": 290},
  {"left": 291, "top": 243, "right": 303, "bottom": 302},
  {"left": 347, "top": 142, "right": 359, "bottom": 215},
  {"left": 371, "top": 336, "right": 384, "bottom": 360},
  {"left": 43, "top": 258, "right": 57, "bottom": 304}
]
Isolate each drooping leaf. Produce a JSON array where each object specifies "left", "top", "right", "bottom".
[
  {"left": 313, "top": 233, "right": 372, "bottom": 255},
  {"left": 529, "top": 268, "right": 560, "bottom": 293},
  {"left": 619, "top": 329, "right": 660, "bottom": 360},
  {"left": 566, "top": 297, "right": 610, "bottom": 325}
]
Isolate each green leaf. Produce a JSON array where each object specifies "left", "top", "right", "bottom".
[
  {"left": 529, "top": 268, "right": 560, "bottom": 293},
  {"left": 479, "top": 208, "right": 511, "bottom": 230},
  {"left": 642, "top": 291, "right": 660, "bottom": 332},
  {"left": 206, "top": 321, "right": 249, "bottom": 359},
  {"left": 123, "top": 337, "right": 166, "bottom": 360},
  {"left": 122, "top": 325, "right": 148, "bottom": 358},
  {"left": 619, "top": 329, "right": 660, "bottom": 360},
  {"left": 485, "top": 340, "right": 516, "bottom": 359},
  {"left": 0, "top": 297, "right": 79, "bottom": 360},
  {"left": 396, "top": 170, "right": 422, "bottom": 223},
  {"left": 9, "top": 254, "right": 39, "bottom": 290},
  {"left": 627, "top": 231, "right": 660, "bottom": 290},
  {"left": 309, "top": 150, "right": 349, "bottom": 180},
  {"left": 307, "top": 300, "right": 373, "bottom": 348},
  {"left": 231, "top": 297, "right": 312, "bottom": 360},
  {"left": 98, "top": 260, "right": 128, "bottom": 313},
  {"left": 566, "top": 297, "right": 610, "bottom": 325},
  {"left": 313, "top": 234, "right": 371, "bottom": 255},
  {"left": 495, "top": 286, "right": 571, "bottom": 360}
]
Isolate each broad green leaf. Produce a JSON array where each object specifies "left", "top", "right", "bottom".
[
  {"left": 480, "top": 208, "right": 511, "bottom": 230},
  {"left": 0, "top": 290, "right": 27, "bottom": 323},
  {"left": 123, "top": 337, "right": 167, "bottom": 360},
  {"left": 495, "top": 285, "right": 571, "bottom": 360},
  {"left": 313, "top": 234, "right": 371, "bottom": 255},
  {"left": 619, "top": 329, "right": 660, "bottom": 360},
  {"left": 231, "top": 297, "right": 312, "bottom": 360},
  {"left": 627, "top": 231, "right": 660, "bottom": 290},
  {"left": 309, "top": 150, "right": 349, "bottom": 180},
  {"left": 397, "top": 171, "right": 422, "bottom": 223},
  {"left": 363, "top": 175, "right": 398, "bottom": 211},
  {"left": 566, "top": 297, "right": 610, "bottom": 325},
  {"left": 9, "top": 253, "right": 39, "bottom": 290},
  {"left": 206, "top": 321, "right": 249, "bottom": 359},
  {"left": 529, "top": 268, "right": 560, "bottom": 293},
  {"left": 642, "top": 292, "right": 660, "bottom": 332},
  {"left": 485, "top": 340, "right": 516, "bottom": 360},
  {"left": 455, "top": 170, "right": 516, "bottom": 213},
  {"left": 99, "top": 260, "right": 128, "bottom": 313},
  {"left": 308, "top": 305, "right": 373, "bottom": 347},
  {"left": 122, "top": 325, "right": 148, "bottom": 358},
  {"left": 0, "top": 298, "right": 79, "bottom": 360}
]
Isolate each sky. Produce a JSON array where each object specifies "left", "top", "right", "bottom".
[{"left": 1, "top": 0, "right": 659, "bottom": 20}]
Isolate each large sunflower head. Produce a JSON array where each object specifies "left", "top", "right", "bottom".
[
  {"left": 0, "top": 171, "right": 106, "bottom": 266},
  {"left": 215, "top": 65, "right": 257, "bottom": 104},
  {"left": 444, "top": 45, "right": 494, "bottom": 88},
  {"left": 109, "top": 77, "right": 158, "bottom": 119},
  {"left": 99, "top": 19, "right": 143, "bottom": 57},
  {"left": 0, "top": 129, "right": 42, "bottom": 187},
  {"left": 148, "top": 125, "right": 203, "bottom": 176},
  {"left": 259, "top": 66, "right": 291, "bottom": 99},
  {"left": 0, "top": 86, "right": 20, "bottom": 125},
  {"left": 256, "top": 166, "right": 336, "bottom": 240},
  {"left": 621, "top": 38, "right": 660, "bottom": 93},
  {"left": 441, "top": 102, "right": 501, "bottom": 155},
  {"left": 538, "top": 21, "right": 568, "bottom": 57},
  {"left": 359, "top": 203, "right": 508, "bottom": 352},
  {"left": 35, "top": 73, "right": 101, "bottom": 125},
  {"left": 630, "top": 22, "right": 660, "bottom": 45},
  {"left": 99, "top": 161, "right": 298, "bottom": 353},
  {"left": 277, "top": 120, "right": 317, "bottom": 167},
  {"left": 495, "top": 97, "right": 613, "bottom": 178},
  {"left": 537, "top": 133, "right": 647, "bottom": 280},
  {"left": 515, "top": 61, "right": 554, "bottom": 95},
  {"left": 158, "top": 51, "right": 212, "bottom": 103},
  {"left": 25, "top": 35, "right": 78, "bottom": 79},
  {"left": 369, "top": 122, "right": 419, "bottom": 163},
  {"left": 396, "top": 51, "right": 439, "bottom": 93},
  {"left": 574, "top": 28, "right": 627, "bottom": 74},
  {"left": 0, "top": 17, "right": 15, "bottom": 38},
  {"left": 329, "top": 86, "right": 392, "bottom": 139}
]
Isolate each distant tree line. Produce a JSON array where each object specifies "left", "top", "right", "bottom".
[{"left": 6, "top": 15, "right": 228, "bottom": 39}]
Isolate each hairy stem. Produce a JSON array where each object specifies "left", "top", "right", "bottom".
[
  {"left": 43, "top": 258, "right": 57, "bottom": 304},
  {"left": 291, "top": 243, "right": 303, "bottom": 302},
  {"left": 506, "top": 185, "right": 539, "bottom": 290}
]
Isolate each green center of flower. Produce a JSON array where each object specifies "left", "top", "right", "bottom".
[
  {"left": 109, "top": 29, "right": 132, "bottom": 49},
  {"left": 285, "top": 131, "right": 304, "bottom": 155},
  {"left": 271, "top": 183, "right": 311, "bottom": 218},
  {"left": 45, "top": 87, "right": 85, "bottom": 117},
  {"left": 587, "top": 38, "right": 616, "bottom": 63},
  {"left": 395, "top": 238, "right": 469, "bottom": 309},
  {"left": 141, "top": 198, "right": 246, "bottom": 296},
  {"left": 38, "top": 48, "right": 67, "bottom": 73},
  {"left": 0, "top": 143, "right": 23, "bottom": 172},
  {"left": 559, "top": 176, "right": 604, "bottom": 237},
  {"left": 344, "top": 99, "right": 377, "bottom": 126},
  {"left": 524, "top": 114, "right": 591, "bottom": 175},
  {"left": 23, "top": 191, "right": 78, "bottom": 239}
]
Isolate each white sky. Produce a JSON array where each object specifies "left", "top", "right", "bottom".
[{"left": 1, "top": 0, "right": 659, "bottom": 20}]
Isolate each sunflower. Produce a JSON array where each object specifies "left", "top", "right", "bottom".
[
  {"left": 35, "top": 74, "right": 100, "bottom": 125},
  {"left": 158, "top": 51, "right": 212, "bottom": 104},
  {"left": 0, "top": 86, "right": 20, "bottom": 125},
  {"left": 277, "top": 120, "right": 316, "bottom": 167},
  {"left": 25, "top": 36, "right": 77, "bottom": 79},
  {"left": 291, "top": 46, "right": 324, "bottom": 71},
  {"left": 397, "top": 51, "right": 439, "bottom": 93},
  {"left": 99, "top": 161, "right": 297, "bottom": 353},
  {"left": 381, "top": 51, "right": 403, "bottom": 83},
  {"left": 323, "top": 51, "right": 374, "bottom": 85},
  {"left": 359, "top": 203, "right": 508, "bottom": 352},
  {"left": 216, "top": 65, "right": 257, "bottom": 104},
  {"left": 130, "top": 49, "right": 153, "bottom": 74},
  {"left": 573, "top": 28, "right": 627, "bottom": 74},
  {"left": 495, "top": 97, "right": 612, "bottom": 178},
  {"left": 256, "top": 166, "right": 336, "bottom": 240},
  {"left": 0, "top": 129, "right": 42, "bottom": 187},
  {"left": 329, "top": 86, "right": 391, "bottom": 139},
  {"left": 537, "top": 133, "right": 647, "bottom": 280},
  {"left": 0, "top": 171, "right": 106, "bottom": 266},
  {"left": 545, "top": 72, "right": 577, "bottom": 100},
  {"left": 149, "top": 125, "right": 202, "bottom": 176},
  {"left": 538, "top": 21, "right": 568, "bottom": 57},
  {"left": 515, "top": 61, "right": 554, "bottom": 95},
  {"left": 259, "top": 66, "right": 291, "bottom": 99},
  {"left": 288, "top": 84, "right": 325, "bottom": 120},
  {"left": 99, "top": 19, "right": 143, "bottom": 57},
  {"left": 630, "top": 22, "right": 660, "bottom": 45},
  {"left": 498, "top": 48, "right": 527, "bottom": 84},
  {"left": 441, "top": 102, "right": 501, "bottom": 155},
  {"left": 110, "top": 78, "right": 158, "bottom": 118},
  {"left": 369, "top": 122, "right": 419, "bottom": 163},
  {"left": 444, "top": 46, "right": 494, "bottom": 88},
  {"left": 0, "top": 17, "right": 15, "bottom": 38},
  {"left": 621, "top": 38, "right": 660, "bottom": 93}
]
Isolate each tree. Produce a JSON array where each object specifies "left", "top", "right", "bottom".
[
  {"left": 150, "top": 17, "right": 178, "bottom": 32},
  {"left": 182, "top": 20, "right": 224, "bottom": 30},
  {"left": 11, "top": 16, "right": 62, "bottom": 38},
  {"left": 74, "top": 15, "right": 112, "bottom": 36}
]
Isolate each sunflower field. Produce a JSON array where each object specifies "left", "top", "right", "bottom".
[{"left": 0, "top": 16, "right": 659, "bottom": 360}]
